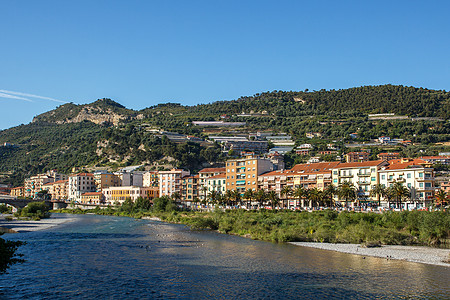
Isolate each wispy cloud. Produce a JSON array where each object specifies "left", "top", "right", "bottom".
[
  {"left": 0, "top": 89, "right": 70, "bottom": 104},
  {"left": 0, "top": 92, "right": 33, "bottom": 102}
]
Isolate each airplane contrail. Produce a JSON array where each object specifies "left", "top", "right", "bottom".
[
  {"left": 0, "top": 92, "right": 33, "bottom": 102},
  {"left": 0, "top": 89, "right": 70, "bottom": 104}
]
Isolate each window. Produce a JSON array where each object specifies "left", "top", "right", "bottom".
[
  {"left": 333, "top": 179, "right": 337, "bottom": 183},
  {"left": 333, "top": 171, "right": 338, "bottom": 175},
  {"left": 407, "top": 183, "right": 411, "bottom": 188},
  {"left": 371, "top": 177, "right": 376, "bottom": 181},
  {"left": 371, "top": 168, "right": 375, "bottom": 173},
  {"left": 419, "top": 183, "right": 423, "bottom": 188},
  {"left": 419, "top": 173, "right": 423, "bottom": 178},
  {"left": 407, "top": 173, "right": 411, "bottom": 179},
  {"left": 381, "top": 175, "right": 385, "bottom": 180}
]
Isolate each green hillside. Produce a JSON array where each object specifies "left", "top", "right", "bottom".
[{"left": 0, "top": 85, "right": 449, "bottom": 186}]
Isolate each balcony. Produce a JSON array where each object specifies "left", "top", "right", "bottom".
[
  {"left": 416, "top": 177, "right": 434, "bottom": 181},
  {"left": 340, "top": 174, "right": 353, "bottom": 178},
  {"left": 357, "top": 181, "right": 371, "bottom": 185},
  {"left": 357, "top": 173, "right": 371, "bottom": 177}
]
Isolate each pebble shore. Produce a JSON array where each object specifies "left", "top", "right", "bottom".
[
  {"left": 290, "top": 242, "right": 450, "bottom": 267},
  {"left": 0, "top": 214, "right": 76, "bottom": 233}
]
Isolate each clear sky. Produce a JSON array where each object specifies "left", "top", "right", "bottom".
[{"left": 1, "top": 0, "right": 449, "bottom": 130}]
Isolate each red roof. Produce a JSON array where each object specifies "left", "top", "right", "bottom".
[
  {"left": 291, "top": 161, "right": 341, "bottom": 174},
  {"left": 207, "top": 173, "right": 226, "bottom": 179},
  {"left": 334, "top": 161, "right": 388, "bottom": 169},
  {"left": 384, "top": 158, "right": 430, "bottom": 170},
  {"left": 82, "top": 192, "right": 102, "bottom": 196},
  {"left": 199, "top": 167, "right": 225, "bottom": 173}
]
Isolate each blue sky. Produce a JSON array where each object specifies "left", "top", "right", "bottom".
[{"left": 1, "top": 0, "right": 449, "bottom": 130}]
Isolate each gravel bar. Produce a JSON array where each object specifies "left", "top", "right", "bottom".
[{"left": 290, "top": 242, "right": 450, "bottom": 267}]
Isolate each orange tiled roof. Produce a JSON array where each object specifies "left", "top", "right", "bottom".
[
  {"left": 82, "top": 192, "right": 102, "bottom": 196},
  {"left": 199, "top": 167, "right": 226, "bottom": 173},
  {"left": 207, "top": 173, "right": 226, "bottom": 179},
  {"left": 383, "top": 158, "right": 430, "bottom": 170},
  {"left": 333, "top": 161, "right": 387, "bottom": 169},
  {"left": 291, "top": 161, "right": 341, "bottom": 173}
]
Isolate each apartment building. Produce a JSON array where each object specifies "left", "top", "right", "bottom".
[
  {"left": 206, "top": 173, "right": 226, "bottom": 195},
  {"left": 198, "top": 167, "right": 225, "bottom": 200},
  {"left": 68, "top": 173, "right": 96, "bottom": 202},
  {"left": 158, "top": 169, "right": 190, "bottom": 197},
  {"left": 93, "top": 171, "right": 121, "bottom": 191},
  {"left": 80, "top": 192, "right": 104, "bottom": 205},
  {"left": 378, "top": 158, "right": 435, "bottom": 209},
  {"left": 143, "top": 171, "right": 159, "bottom": 188},
  {"left": 292, "top": 162, "right": 340, "bottom": 190},
  {"left": 377, "top": 152, "right": 400, "bottom": 161},
  {"left": 331, "top": 161, "right": 389, "bottom": 205},
  {"left": 225, "top": 155, "right": 274, "bottom": 194},
  {"left": 24, "top": 170, "right": 67, "bottom": 198},
  {"left": 121, "top": 172, "right": 143, "bottom": 187},
  {"left": 10, "top": 186, "right": 25, "bottom": 198},
  {"left": 103, "top": 186, "right": 159, "bottom": 205},
  {"left": 42, "top": 179, "right": 69, "bottom": 200},
  {"left": 181, "top": 174, "right": 199, "bottom": 205},
  {"left": 345, "top": 152, "right": 369, "bottom": 163}
]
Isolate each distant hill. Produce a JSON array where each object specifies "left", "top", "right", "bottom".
[
  {"left": 0, "top": 85, "right": 449, "bottom": 186},
  {"left": 32, "top": 98, "right": 140, "bottom": 126}
]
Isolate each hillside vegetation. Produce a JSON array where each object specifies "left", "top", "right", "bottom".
[{"left": 0, "top": 85, "right": 449, "bottom": 186}]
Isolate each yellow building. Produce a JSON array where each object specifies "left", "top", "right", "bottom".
[
  {"left": 225, "top": 155, "right": 274, "bottom": 194},
  {"left": 103, "top": 186, "right": 159, "bottom": 205},
  {"left": 10, "top": 186, "right": 25, "bottom": 198},
  {"left": 81, "top": 192, "right": 104, "bottom": 205}
]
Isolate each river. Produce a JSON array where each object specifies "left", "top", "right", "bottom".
[{"left": 1, "top": 214, "right": 449, "bottom": 299}]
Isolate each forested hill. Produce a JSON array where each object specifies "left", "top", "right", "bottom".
[
  {"left": 0, "top": 84, "right": 449, "bottom": 186},
  {"left": 187, "top": 85, "right": 449, "bottom": 118}
]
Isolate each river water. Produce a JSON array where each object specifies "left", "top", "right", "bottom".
[{"left": 1, "top": 214, "right": 449, "bottom": 299}]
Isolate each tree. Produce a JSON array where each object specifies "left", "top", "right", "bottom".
[
  {"left": 243, "top": 189, "right": 255, "bottom": 209},
  {"left": 294, "top": 186, "right": 309, "bottom": 208},
  {"left": 0, "top": 235, "right": 24, "bottom": 274},
  {"left": 308, "top": 188, "right": 323, "bottom": 208},
  {"left": 435, "top": 190, "right": 448, "bottom": 207},
  {"left": 280, "top": 186, "right": 293, "bottom": 209},
  {"left": 370, "top": 184, "right": 386, "bottom": 207},
  {"left": 323, "top": 184, "right": 337, "bottom": 207},
  {"left": 267, "top": 190, "right": 280, "bottom": 210},
  {"left": 171, "top": 192, "right": 182, "bottom": 207},
  {"left": 255, "top": 189, "right": 266, "bottom": 209},
  {"left": 207, "top": 190, "right": 220, "bottom": 207},
  {"left": 390, "top": 181, "right": 410, "bottom": 209},
  {"left": 338, "top": 181, "right": 356, "bottom": 208},
  {"left": 135, "top": 197, "right": 152, "bottom": 210}
]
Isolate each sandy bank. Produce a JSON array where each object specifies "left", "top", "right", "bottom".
[
  {"left": 0, "top": 214, "right": 76, "bottom": 233},
  {"left": 290, "top": 242, "right": 450, "bottom": 267}
]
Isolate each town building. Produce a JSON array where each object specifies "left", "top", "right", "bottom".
[
  {"left": 198, "top": 167, "right": 226, "bottom": 200},
  {"left": 331, "top": 160, "right": 389, "bottom": 206},
  {"left": 80, "top": 192, "right": 104, "bottom": 205},
  {"left": 42, "top": 180, "right": 69, "bottom": 200},
  {"left": 103, "top": 186, "right": 159, "bottom": 205},
  {"left": 143, "top": 171, "right": 159, "bottom": 188},
  {"left": 24, "top": 171, "right": 67, "bottom": 198},
  {"left": 345, "top": 152, "right": 369, "bottom": 163},
  {"left": 158, "top": 169, "right": 190, "bottom": 197},
  {"left": 378, "top": 158, "right": 435, "bottom": 209},
  {"left": 121, "top": 172, "right": 143, "bottom": 187},
  {"left": 93, "top": 171, "right": 122, "bottom": 191},
  {"left": 181, "top": 174, "right": 199, "bottom": 205},
  {"left": 206, "top": 173, "right": 226, "bottom": 195},
  {"left": 377, "top": 152, "right": 400, "bottom": 161},
  {"left": 68, "top": 173, "right": 96, "bottom": 202},
  {"left": 10, "top": 186, "right": 25, "bottom": 198},
  {"left": 419, "top": 156, "right": 450, "bottom": 165},
  {"left": 225, "top": 155, "right": 274, "bottom": 194}
]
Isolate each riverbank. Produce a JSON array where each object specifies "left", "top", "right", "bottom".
[
  {"left": 291, "top": 242, "right": 450, "bottom": 267},
  {"left": 0, "top": 214, "right": 76, "bottom": 233}
]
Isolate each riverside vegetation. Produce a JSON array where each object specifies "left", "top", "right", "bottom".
[{"left": 54, "top": 197, "right": 450, "bottom": 248}]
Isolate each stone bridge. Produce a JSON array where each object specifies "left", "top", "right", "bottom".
[{"left": 0, "top": 195, "right": 68, "bottom": 209}]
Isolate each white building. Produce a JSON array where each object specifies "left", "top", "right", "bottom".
[
  {"left": 68, "top": 173, "right": 96, "bottom": 202},
  {"left": 378, "top": 158, "right": 435, "bottom": 209},
  {"left": 206, "top": 173, "right": 226, "bottom": 195},
  {"left": 158, "top": 169, "right": 190, "bottom": 197}
]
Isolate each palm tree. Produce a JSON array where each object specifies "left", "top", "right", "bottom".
[
  {"left": 338, "top": 181, "right": 356, "bottom": 208},
  {"left": 308, "top": 188, "right": 323, "bottom": 208},
  {"left": 280, "top": 186, "right": 293, "bottom": 209},
  {"left": 435, "top": 190, "right": 448, "bottom": 207},
  {"left": 323, "top": 184, "right": 337, "bottom": 207},
  {"left": 267, "top": 190, "right": 280, "bottom": 210},
  {"left": 243, "top": 189, "right": 255, "bottom": 209},
  {"left": 390, "top": 181, "right": 410, "bottom": 210},
  {"left": 370, "top": 184, "right": 386, "bottom": 208},
  {"left": 224, "top": 190, "right": 233, "bottom": 208},
  {"left": 294, "top": 186, "right": 308, "bottom": 208},
  {"left": 171, "top": 192, "right": 182, "bottom": 207},
  {"left": 207, "top": 190, "right": 219, "bottom": 207},
  {"left": 231, "top": 189, "right": 242, "bottom": 208},
  {"left": 255, "top": 189, "right": 266, "bottom": 209}
]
